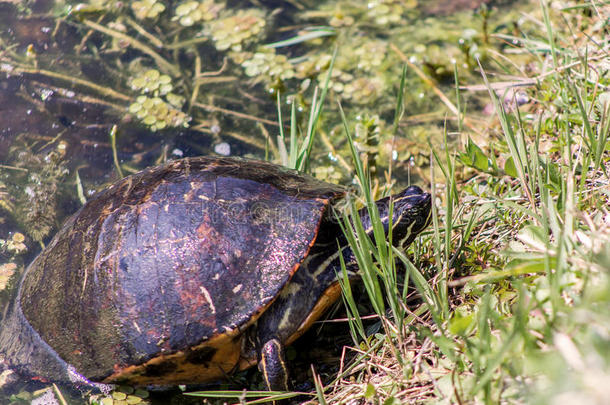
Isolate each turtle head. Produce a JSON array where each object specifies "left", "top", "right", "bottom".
[{"left": 360, "top": 185, "right": 432, "bottom": 248}]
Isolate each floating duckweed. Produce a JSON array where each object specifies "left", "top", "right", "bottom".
[
  {"left": 129, "top": 96, "right": 190, "bottom": 131},
  {"left": 343, "top": 76, "right": 386, "bottom": 103},
  {"left": 329, "top": 8, "right": 355, "bottom": 27},
  {"left": 209, "top": 9, "right": 266, "bottom": 51},
  {"left": 242, "top": 49, "right": 295, "bottom": 82},
  {"left": 173, "top": 0, "right": 224, "bottom": 27},
  {"left": 295, "top": 54, "right": 333, "bottom": 79},
  {"left": 174, "top": 2, "right": 199, "bottom": 26},
  {"left": 316, "top": 68, "right": 354, "bottom": 94},
  {"left": 295, "top": 40, "right": 386, "bottom": 102},
  {"left": 313, "top": 165, "right": 342, "bottom": 183},
  {"left": 112, "top": 391, "right": 127, "bottom": 400},
  {"left": 127, "top": 70, "right": 188, "bottom": 131},
  {"left": 133, "top": 389, "right": 149, "bottom": 399},
  {"left": 0, "top": 233, "right": 27, "bottom": 255},
  {"left": 354, "top": 41, "right": 387, "bottom": 71},
  {"left": 78, "top": 0, "right": 124, "bottom": 13},
  {"left": 354, "top": 114, "right": 381, "bottom": 174},
  {"left": 225, "top": 51, "right": 247, "bottom": 66},
  {"left": 127, "top": 394, "right": 143, "bottom": 404},
  {"left": 421, "top": 43, "right": 462, "bottom": 80},
  {"left": 0, "top": 262, "right": 17, "bottom": 291},
  {"left": 366, "top": 0, "right": 406, "bottom": 25},
  {"left": 0, "top": 181, "right": 13, "bottom": 212},
  {"left": 115, "top": 386, "right": 134, "bottom": 395},
  {"left": 131, "top": 0, "right": 165, "bottom": 20},
  {"left": 91, "top": 386, "right": 150, "bottom": 405},
  {"left": 165, "top": 92, "right": 185, "bottom": 108},
  {"left": 129, "top": 69, "right": 173, "bottom": 96}
]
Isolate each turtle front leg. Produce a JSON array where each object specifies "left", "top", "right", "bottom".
[{"left": 259, "top": 338, "right": 290, "bottom": 391}]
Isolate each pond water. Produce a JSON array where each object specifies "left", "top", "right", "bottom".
[{"left": 0, "top": 0, "right": 528, "bottom": 403}]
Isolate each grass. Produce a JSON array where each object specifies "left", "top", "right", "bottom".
[
  {"left": 276, "top": 46, "right": 339, "bottom": 172},
  {"left": 303, "top": 2, "right": 610, "bottom": 404},
  {"left": 191, "top": 3, "right": 609, "bottom": 404}
]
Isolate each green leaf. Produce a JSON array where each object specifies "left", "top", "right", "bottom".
[
  {"left": 364, "top": 383, "right": 376, "bottom": 399},
  {"left": 383, "top": 396, "right": 399, "bottom": 405},
  {"left": 449, "top": 312, "right": 475, "bottom": 336},
  {"left": 467, "top": 138, "right": 489, "bottom": 171},
  {"left": 422, "top": 329, "right": 459, "bottom": 362},
  {"left": 505, "top": 257, "right": 553, "bottom": 274},
  {"left": 504, "top": 155, "right": 518, "bottom": 177},
  {"left": 516, "top": 225, "right": 549, "bottom": 251}
]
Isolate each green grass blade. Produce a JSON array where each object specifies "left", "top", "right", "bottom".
[
  {"left": 392, "top": 64, "right": 408, "bottom": 134},
  {"left": 265, "top": 27, "right": 335, "bottom": 48},
  {"left": 296, "top": 46, "right": 338, "bottom": 171},
  {"left": 337, "top": 237, "right": 367, "bottom": 343},
  {"left": 276, "top": 91, "right": 289, "bottom": 166}
]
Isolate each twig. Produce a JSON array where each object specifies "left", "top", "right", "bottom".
[
  {"left": 27, "top": 79, "right": 127, "bottom": 110},
  {"left": 196, "top": 57, "right": 229, "bottom": 77},
  {"left": 188, "top": 54, "right": 202, "bottom": 114},
  {"left": 82, "top": 19, "right": 179, "bottom": 77},
  {"left": 125, "top": 17, "right": 164, "bottom": 48},
  {"left": 319, "top": 129, "right": 352, "bottom": 173},
  {"left": 0, "top": 164, "right": 28, "bottom": 172},
  {"left": 1, "top": 64, "right": 131, "bottom": 102},
  {"left": 257, "top": 122, "right": 279, "bottom": 158}
]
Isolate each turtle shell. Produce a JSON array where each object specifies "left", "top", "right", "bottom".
[{"left": 4, "top": 156, "right": 345, "bottom": 385}]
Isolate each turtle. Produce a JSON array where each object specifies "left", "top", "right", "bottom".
[{"left": 0, "top": 156, "right": 431, "bottom": 392}]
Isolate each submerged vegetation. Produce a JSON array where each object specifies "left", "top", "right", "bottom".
[{"left": 0, "top": 0, "right": 608, "bottom": 404}]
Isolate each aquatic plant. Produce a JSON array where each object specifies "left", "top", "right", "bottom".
[
  {"left": 242, "top": 48, "right": 295, "bottom": 84},
  {"left": 295, "top": 53, "right": 333, "bottom": 79},
  {"left": 0, "top": 181, "right": 12, "bottom": 213},
  {"left": 0, "top": 263, "right": 17, "bottom": 292},
  {"left": 173, "top": 0, "right": 224, "bottom": 26},
  {"left": 129, "top": 69, "right": 173, "bottom": 95},
  {"left": 128, "top": 95, "right": 190, "bottom": 132},
  {"left": 90, "top": 385, "right": 151, "bottom": 405},
  {"left": 313, "top": 164, "right": 342, "bottom": 183},
  {"left": 343, "top": 76, "right": 386, "bottom": 104},
  {"left": 353, "top": 40, "right": 387, "bottom": 72},
  {"left": 131, "top": 0, "right": 165, "bottom": 20},
  {"left": 366, "top": 0, "right": 410, "bottom": 25},
  {"left": 4, "top": 144, "right": 69, "bottom": 243},
  {"left": 208, "top": 9, "right": 266, "bottom": 51},
  {"left": 329, "top": 7, "right": 355, "bottom": 27},
  {"left": 127, "top": 68, "right": 190, "bottom": 130}
]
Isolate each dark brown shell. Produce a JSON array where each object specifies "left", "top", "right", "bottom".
[{"left": 16, "top": 156, "right": 345, "bottom": 382}]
